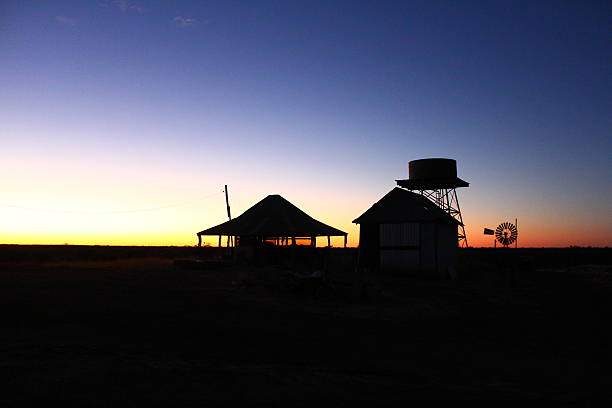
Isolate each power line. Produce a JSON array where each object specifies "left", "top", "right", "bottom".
[{"left": 0, "top": 191, "right": 224, "bottom": 215}]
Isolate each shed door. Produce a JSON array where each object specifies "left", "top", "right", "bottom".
[{"left": 379, "top": 223, "right": 419, "bottom": 270}]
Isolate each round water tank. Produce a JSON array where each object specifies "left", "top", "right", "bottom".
[{"left": 409, "top": 158, "right": 457, "bottom": 180}]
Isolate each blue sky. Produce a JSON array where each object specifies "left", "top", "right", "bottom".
[{"left": 1, "top": 1, "right": 610, "bottom": 246}]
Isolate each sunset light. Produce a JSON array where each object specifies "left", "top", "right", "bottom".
[
  {"left": 2, "top": 2, "right": 611, "bottom": 406},
  {"left": 1, "top": 1, "right": 610, "bottom": 249}
]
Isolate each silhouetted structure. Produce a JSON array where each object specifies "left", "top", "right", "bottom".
[
  {"left": 494, "top": 221, "right": 518, "bottom": 248},
  {"left": 353, "top": 188, "right": 459, "bottom": 276},
  {"left": 396, "top": 158, "right": 469, "bottom": 247},
  {"left": 197, "top": 194, "right": 347, "bottom": 248}
]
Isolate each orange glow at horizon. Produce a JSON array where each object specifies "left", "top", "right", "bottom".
[
  {"left": 2, "top": 208, "right": 610, "bottom": 248},
  {"left": 1, "top": 152, "right": 610, "bottom": 249}
]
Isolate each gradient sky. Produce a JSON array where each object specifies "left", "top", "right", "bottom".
[{"left": 1, "top": 0, "right": 611, "bottom": 247}]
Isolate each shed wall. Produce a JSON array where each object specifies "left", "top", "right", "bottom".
[
  {"left": 380, "top": 222, "right": 420, "bottom": 271},
  {"left": 436, "top": 223, "right": 458, "bottom": 275},
  {"left": 419, "top": 223, "right": 436, "bottom": 269},
  {"left": 380, "top": 249, "right": 419, "bottom": 270},
  {"left": 380, "top": 222, "right": 419, "bottom": 247},
  {"left": 358, "top": 223, "right": 380, "bottom": 270},
  {"left": 358, "top": 221, "right": 457, "bottom": 275}
]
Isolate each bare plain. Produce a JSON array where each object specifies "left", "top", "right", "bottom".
[{"left": 0, "top": 245, "right": 610, "bottom": 406}]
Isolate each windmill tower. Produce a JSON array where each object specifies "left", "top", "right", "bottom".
[{"left": 396, "top": 158, "right": 469, "bottom": 247}]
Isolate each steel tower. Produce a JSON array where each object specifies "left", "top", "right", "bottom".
[{"left": 396, "top": 158, "right": 469, "bottom": 247}]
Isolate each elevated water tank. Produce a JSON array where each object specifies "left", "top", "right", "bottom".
[{"left": 409, "top": 158, "right": 457, "bottom": 180}]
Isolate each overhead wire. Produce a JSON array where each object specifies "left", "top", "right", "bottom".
[{"left": 0, "top": 190, "right": 224, "bottom": 215}]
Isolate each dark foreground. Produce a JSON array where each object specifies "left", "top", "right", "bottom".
[{"left": 0, "top": 246, "right": 610, "bottom": 406}]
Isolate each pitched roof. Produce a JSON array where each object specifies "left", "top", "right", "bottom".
[
  {"left": 198, "top": 194, "right": 346, "bottom": 237},
  {"left": 352, "top": 188, "right": 460, "bottom": 225}
]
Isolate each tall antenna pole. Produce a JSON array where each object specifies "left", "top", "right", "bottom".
[
  {"left": 224, "top": 185, "right": 233, "bottom": 247},
  {"left": 224, "top": 185, "right": 232, "bottom": 220}
]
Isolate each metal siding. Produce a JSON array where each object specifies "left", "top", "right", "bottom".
[
  {"left": 379, "top": 223, "right": 419, "bottom": 247},
  {"left": 380, "top": 249, "right": 419, "bottom": 270},
  {"left": 437, "top": 224, "right": 458, "bottom": 270},
  {"left": 419, "top": 223, "right": 436, "bottom": 269},
  {"left": 379, "top": 223, "right": 420, "bottom": 271}
]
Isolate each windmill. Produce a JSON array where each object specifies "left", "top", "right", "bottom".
[{"left": 484, "top": 220, "right": 519, "bottom": 248}]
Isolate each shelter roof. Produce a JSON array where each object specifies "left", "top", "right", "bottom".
[
  {"left": 198, "top": 194, "right": 346, "bottom": 237},
  {"left": 352, "top": 188, "right": 460, "bottom": 225}
]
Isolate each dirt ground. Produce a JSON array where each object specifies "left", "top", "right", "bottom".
[{"left": 0, "top": 247, "right": 611, "bottom": 406}]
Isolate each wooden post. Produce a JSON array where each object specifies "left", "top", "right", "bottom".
[
  {"left": 224, "top": 185, "right": 233, "bottom": 247},
  {"left": 198, "top": 234, "right": 202, "bottom": 247},
  {"left": 327, "top": 236, "right": 331, "bottom": 247},
  {"left": 224, "top": 185, "right": 232, "bottom": 219}
]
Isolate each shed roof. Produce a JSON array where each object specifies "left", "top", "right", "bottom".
[
  {"left": 198, "top": 194, "right": 346, "bottom": 237},
  {"left": 352, "top": 188, "right": 460, "bottom": 225}
]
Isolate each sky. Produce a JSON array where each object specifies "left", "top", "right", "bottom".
[{"left": 1, "top": 0, "right": 610, "bottom": 248}]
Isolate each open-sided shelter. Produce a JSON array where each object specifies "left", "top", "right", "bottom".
[
  {"left": 197, "top": 194, "right": 347, "bottom": 247},
  {"left": 353, "top": 188, "right": 459, "bottom": 276}
]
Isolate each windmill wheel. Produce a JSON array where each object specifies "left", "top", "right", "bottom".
[{"left": 495, "top": 222, "right": 518, "bottom": 247}]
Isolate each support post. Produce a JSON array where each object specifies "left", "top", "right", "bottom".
[
  {"left": 224, "top": 185, "right": 233, "bottom": 247},
  {"left": 515, "top": 218, "right": 518, "bottom": 248}
]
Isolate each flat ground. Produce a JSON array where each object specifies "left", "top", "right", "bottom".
[{"left": 0, "top": 246, "right": 610, "bottom": 406}]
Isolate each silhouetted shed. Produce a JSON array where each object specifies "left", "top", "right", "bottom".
[
  {"left": 353, "top": 188, "right": 459, "bottom": 276},
  {"left": 197, "top": 194, "right": 347, "bottom": 247}
]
